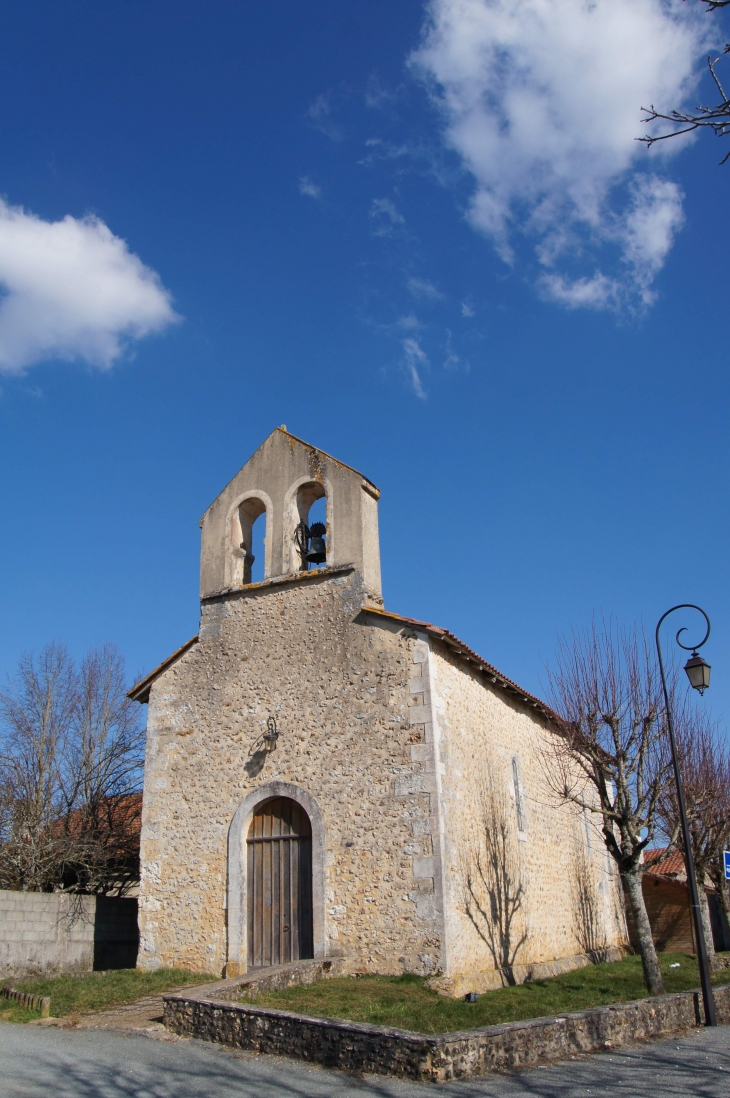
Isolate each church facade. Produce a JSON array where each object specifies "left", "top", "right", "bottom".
[{"left": 131, "top": 428, "right": 627, "bottom": 995}]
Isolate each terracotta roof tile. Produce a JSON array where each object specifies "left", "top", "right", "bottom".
[{"left": 644, "top": 848, "right": 686, "bottom": 878}]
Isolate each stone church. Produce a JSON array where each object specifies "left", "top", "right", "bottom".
[{"left": 131, "top": 427, "right": 627, "bottom": 995}]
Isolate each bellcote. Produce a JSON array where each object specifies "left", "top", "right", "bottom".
[{"left": 198, "top": 427, "right": 382, "bottom": 601}]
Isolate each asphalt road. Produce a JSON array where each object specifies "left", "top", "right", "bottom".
[{"left": 1, "top": 1023, "right": 729, "bottom": 1098}]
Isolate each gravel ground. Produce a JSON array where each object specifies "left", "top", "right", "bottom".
[{"left": 1, "top": 1020, "right": 729, "bottom": 1097}]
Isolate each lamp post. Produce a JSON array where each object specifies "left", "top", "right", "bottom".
[{"left": 655, "top": 604, "right": 716, "bottom": 1027}]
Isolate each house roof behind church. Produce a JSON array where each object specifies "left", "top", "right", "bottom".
[{"left": 643, "top": 848, "right": 687, "bottom": 879}]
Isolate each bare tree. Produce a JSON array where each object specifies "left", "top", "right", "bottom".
[
  {"left": 460, "top": 769, "right": 527, "bottom": 985},
  {"left": 657, "top": 704, "right": 730, "bottom": 968},
  {"left": 543, "top": 621, "right": 672, "bottom": 996},
  {"left": 0, "top": 642, "right": 143, "bottom": 894},
  {"left": 0, "top": 644, "right": 75, "bottom": 890},
  {"left": 60, "top": 644, "right": 144, "bottom": 895},
  {"left": 640, "top": 3, "right": 730, "bottom": 162}
]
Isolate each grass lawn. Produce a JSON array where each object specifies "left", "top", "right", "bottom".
[
  {"left": 243, "top": 953, "right": 729, "bottom": 1036},
  {"left": 1, "top": 967, "right": 215, "bottom": 1024}
]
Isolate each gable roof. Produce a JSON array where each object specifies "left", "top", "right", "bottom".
[
  {"left": 127, "top": 605, "right": 555, "bottom": 720},
  {"left": 362, "top": 606, "right": 556, "bottom": 721},
  {"left": 275, "top": 427, "right": 379, "bottom": 495},
  {"left": 127, "top": 636, "right": 199, "bottom": 704},
  {"left": 199, "top": 426, "right": 379, "bottom": 526}
]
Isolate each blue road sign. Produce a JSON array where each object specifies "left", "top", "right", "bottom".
[{"left": 724, "top": 851, "right": 730, "bottom": 881}]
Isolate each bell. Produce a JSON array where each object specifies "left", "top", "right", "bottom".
[{"left": 306, "top": 522, "right": 327, "bottom": 565}]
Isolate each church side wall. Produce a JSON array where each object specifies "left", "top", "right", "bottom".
[
  {"left": 428, "top": 646, "right": 628, "bottom": 996},
  {"left": 137, "top": 571, "right": 445, "bottom": 978}
]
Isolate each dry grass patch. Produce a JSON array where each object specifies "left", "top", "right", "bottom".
[
  {"left": 1, "top": 967, "right": 215, "bottom": 1024},
  {"left": 243, "top": 953, "right": 729, "bottom": 1036}
]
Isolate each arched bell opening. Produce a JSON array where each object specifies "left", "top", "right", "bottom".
[
  {"left": 292, "top": 481, "right": 328, "bottom": 572},
  {"left": 246, "top": 797, "right": 314, "bottom": 968},
  {"left": 231, "top": 496, "right": 267, "bottom": 585}
]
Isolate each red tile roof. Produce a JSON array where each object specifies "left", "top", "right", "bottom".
[{"left": 644, "top": 848, "right": 686, "bottom": 879}]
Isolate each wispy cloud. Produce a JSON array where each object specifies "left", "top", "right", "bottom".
[
  {"left": 411, "top": 0, "right": 712, "bottom": 312},
  {"left": 539, "top": 175, "right": 684, "bottom": 309},
  {"left": 0, "top": 199, "right": 178, "bottom": 375},
  {"left": 461, "top": 300, "right": 475, "bottom": 318},
  {"left": 397, "top": 314, "right": 422, "bottom": 331},
  {"left": 443, "top": 329, "right": 461, "bottom": 371},
  {"left": 306, "top": 92, "right": 345, "bottom": 141},
  {"left": 402, "top": 337, "right": 428, "bottom": 399},
  {"left": 299, "top": 176, "right": 322, "bottom": 199},
  {"left": 370, "top": 197, "right": 405, "bottom": 236},
  {"left": 407, "top": 277, "right": 444, "bottom": 301},
  {"left": 365, "top": 74, "right": 402, "bottom": 111}
]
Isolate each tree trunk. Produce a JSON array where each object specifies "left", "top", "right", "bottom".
[
  {"left": 623, "top": 869, "right": 665, "bottom": 995},
  {"left": 698, "top": 888, "right": 719, "bottom": 969},
  {"left": 719, "top": 880, "right": 730, "bottom": 950}
]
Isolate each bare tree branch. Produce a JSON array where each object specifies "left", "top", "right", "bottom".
[
  {"left": 460, "top": 771, "right": 527, "bottom": 986},
  {"left": 0, "top": 642, "right": 143, "bottom": 895},
  {"left": 657, "top": 702, "right": 730, "bottom": 969},
  {"left": 542, "top": 619, "right": 671, "bottom": 996},
  {"left": 0, "top": 644, "right": 75, "bottom": 891}
]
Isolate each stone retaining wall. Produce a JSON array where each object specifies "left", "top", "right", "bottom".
[
  {"left": 163, "top": 982, "right": 730, "bottom": 1083},
  {"left": 175, "top": 958, "right": 347, "bottom": 1004}
]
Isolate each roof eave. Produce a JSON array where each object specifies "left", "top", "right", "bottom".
[
  {"left": 127, "top": 636, "right": 199, "bottom": 704},
  {"left": 361, "top": 605, "right": 557, "bottom": 722}
]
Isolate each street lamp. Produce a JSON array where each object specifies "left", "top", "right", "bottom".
[
  {"left": 683, "top": 652, "right": 711, "bottom": 695},
  {"left": 655, "top": 604, "right": 717, "bottom": 1027}
]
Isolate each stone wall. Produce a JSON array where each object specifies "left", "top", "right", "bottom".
[
  {"left": 138, "top": 568, "right": 446, "bottom": 977},
  {"left": 163, "top": 981, "right": 730, "bottom": 1082},
  {"left": 171, "top": 957, "right": 348, "bottom": 1003},
  {"left": 0, "top": 890, "right": 138, "bottom": 978},
  {"left": 138, "top": 565, "right": 630, "bottom": 986},
  {"left": 425, "top": 641, "right": 627, "bottom": 995}
]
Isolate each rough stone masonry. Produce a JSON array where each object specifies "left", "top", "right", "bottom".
[{"left": 130, "top": 427, "right": 627, "bottom": 993}]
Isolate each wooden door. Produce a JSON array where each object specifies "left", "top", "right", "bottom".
[{"left": 247, "top": 797, "right": 313, "bottom": 968}]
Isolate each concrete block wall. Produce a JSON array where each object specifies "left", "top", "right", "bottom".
[{"left": 0, "top": 890, "right": 139, "bottom": 979}]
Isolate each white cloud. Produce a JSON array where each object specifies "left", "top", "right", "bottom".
[
  {"left": 461, "top": 300, "right": 475, "bottom": 317},
  {"left": 0, "top": 199, "right": 178, "bottom": 375},
  {"left": 299, "top": 176, "right": 322, "bottom": 199},
  {"left": 370, "top": 197, "right": 406, "bottom": 236},
  {"left": 407, "top": 277, "right": 445, "bottom": 301},
  {"left": 397, "top": 314, "right": 422, "bottom": 330},
  {"left": 402, "top": 337, "right": 428, "bottom": 399},
  {"left": 411, "top": 0, "right": 712, "bottom": 310}
]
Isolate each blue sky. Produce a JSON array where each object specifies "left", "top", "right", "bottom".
[{"left": 0, "top": 0, "right": 728, "bottom": 723}]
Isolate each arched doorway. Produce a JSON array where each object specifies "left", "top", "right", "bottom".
[{"left": 246, "top": 797, "right": 313, "bottom": 968}]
